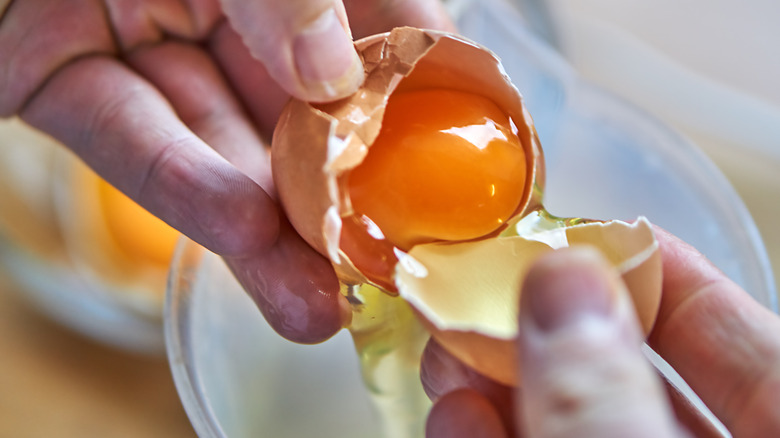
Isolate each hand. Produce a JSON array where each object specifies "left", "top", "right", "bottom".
[
  {"left": 423, "top": 228, "right": 780, "bottom": 437},
  {"left": 0, "top": 0, "right": 452, "bottom": 343}
]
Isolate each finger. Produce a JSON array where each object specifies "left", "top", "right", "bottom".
[
  {"left": 126, "top": 40, "right": 275, "bottom": 192},
  {"left": 661, "top": 375, "right": 728, "bottom": 438},
  {"left": 225, "top": 218, "right": 350, "bottom": 344},
  {"left": 22, "top": 51, "right": 348, "bottom": 343},
  {"left": 20, "top": 56, "right": 276, "bottom": 257},
  {"left": 421, "top": 338, "right": 517, "bottom": 434},
  {"left": 208, "top": 0, "right": 455, "bottom": 138},
  {"left": 219, "top": 0, "right": 364, "bottom": 102},
  {"left": 126, "top": 41, "right": 349, "bottom": 343},
  {"left": 426, "top": 389, "right": 509, "bottom": 438},
  {"left": 102, "top": 0, "right": 219, "bottom": 51},
  {"left": 208, "top": 21, "right": 290, "bottom": 139},
  {"left": 648, "top": 228, "right": 780, "bottom": 437},
  {"left": 0, "top": 0, "right": 114, "bottom": 116},
  {"left": 519, "top": 247, "right": 680, "bottom": 438}
]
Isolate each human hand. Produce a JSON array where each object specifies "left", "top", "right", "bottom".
[
  {"left": 0, "top": 0, "right": 452, "bottom": 343},
  {"left": 423, "top": 228, "right": 780, "bottom": 437}
]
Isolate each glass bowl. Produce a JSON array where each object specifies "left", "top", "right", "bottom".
[
  {"left": 165, "top": 0, "right": 777, "bottom": 436},
  {"left": 0, "top": 118, "right": 174, "bottom": 353},
  {"left": 166, "top": 241, "right": 381, "bottom": 438}
]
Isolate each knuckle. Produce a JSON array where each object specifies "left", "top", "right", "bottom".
[
  {"left": 137, "top": 144, "right": 279, "bottom": 257},
  {"left": 0, "top": 0, "right": 114, "bottom": 116}
]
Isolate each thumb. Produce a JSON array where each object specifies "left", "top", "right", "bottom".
[
  {"left": 518, "top": 247, "right": 682, "bottom": 438},
  {"left": 220, "top": 0, "right": 364, "bottom": 102}
]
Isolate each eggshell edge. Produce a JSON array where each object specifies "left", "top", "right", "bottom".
[
  {"left": 272, "top": 27, "right": 545, "bottom": 287},
  {"left": 396, "top": 217, "right": 662, "bottom": 386}
]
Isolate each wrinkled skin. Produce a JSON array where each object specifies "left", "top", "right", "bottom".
[
  {"left": 0, "top": 0, "right": 453, "bottom": 343},
  {"left": 423, "top": 229, "right": 780, "bottom": 438}
]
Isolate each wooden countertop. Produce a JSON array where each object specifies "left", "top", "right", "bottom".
[{"left": 0, "top": 269, "right": 196, "bottom": 438}]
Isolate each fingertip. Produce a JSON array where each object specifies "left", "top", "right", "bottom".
[
  {"left": 520, "top": 247, "right": 621, "bottom": 333},
  {"left": 221, "top": 1, "right": 364, "bottom": 103},
  {"left": 517, "top": 250, "right": 679, "bottom": 438},
  {"left": 291, "top": 7, "right": 364, "bottom": 102},
  {"left": 426, "top": 389, "right": 508, "bottom": 438},
  {"left": 226, "top": 220, "right": 346, "bottom": 345}
]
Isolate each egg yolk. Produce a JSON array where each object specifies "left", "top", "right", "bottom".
[
  {"left": 342, "top": 88, "right": 527, "bottom": 290},
  {"left": 97, "top": 179, "right": 179, "bottom": 267}
]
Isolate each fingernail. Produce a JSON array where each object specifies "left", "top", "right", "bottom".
[
  {"left": 523, "top": 248, "right": 618, "bottom": 332},
  {"left": 293, "top": 8, "right": 364, "bottom": 101}
]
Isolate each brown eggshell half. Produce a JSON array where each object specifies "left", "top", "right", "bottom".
[
  {"left": 395, "top": 217, "right": 661, "bottom": 386},
  {"left": 271, "top": 27, "right": 544, "bottom": 286}
]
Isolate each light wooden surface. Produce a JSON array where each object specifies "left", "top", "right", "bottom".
[{"left": 0, "top": 269, "right": 196, "bottom": 438}]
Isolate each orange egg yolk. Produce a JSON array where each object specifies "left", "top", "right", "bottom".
[
  {"left": 97, "top": 179, "right": 179, "bottom": 267},
  {"left": 342, "top": 88, "right": 527, "bottom": 291}
]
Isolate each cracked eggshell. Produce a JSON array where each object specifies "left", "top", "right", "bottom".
[
  {"left": 271, "top": 27, "right": 664, "bottom": 387},
  {"left": 271, "top": 27, "right": 544, "bottom": 286},
  {"left": 396, "top": 217, "right": 661, "bottom": 386}
]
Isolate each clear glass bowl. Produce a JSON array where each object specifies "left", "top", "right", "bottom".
[
  {"left": 167, "top": 242, "right": 381, "bottom": 438},
  {"left": 165, "top": 0, "right": 777, "bottom": 436}
]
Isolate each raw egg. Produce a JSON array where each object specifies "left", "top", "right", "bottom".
[
  {"left": 340, "top": 87, "right": 528, "bottom": 291},
  {"left": 272, "top": 27, "right": 661, "bottom": 385}
]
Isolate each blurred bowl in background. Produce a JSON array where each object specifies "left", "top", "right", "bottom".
[
  {"left": 52, "top": 148, "right": 181, "bottom": 329},
  {"left": 512, "top": 0, "right": 780, "bottom": 295},
  {"left": 0, "top": 117, "right": 180, "bottom": 354},
  {"left": 164, "top": 1, "right": 776, "bottom": 436},
  {"left": 166, "top": 240, "right": 380, "bottom": 438}
]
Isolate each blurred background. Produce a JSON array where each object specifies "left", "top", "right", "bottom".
[
  {"left": 1, "top": 0, "right": 778, "bottom": 436},
  {"left": 0, "top": 119, "right": 195, "bottom": 436},
  {"left": 520, "top": 0, "right": 780, "bottom": 284}
]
